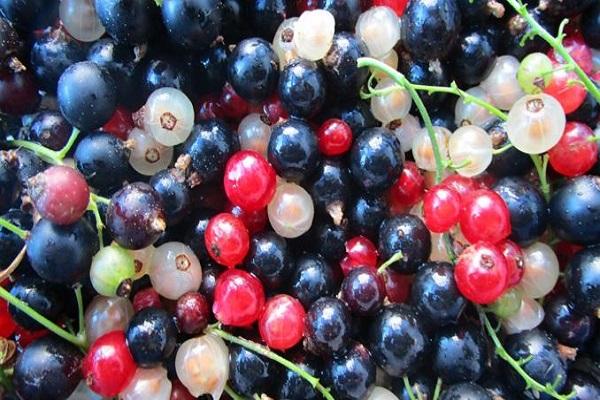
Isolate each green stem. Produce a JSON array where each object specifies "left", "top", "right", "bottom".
[
  {"left": 445, "top": 158, "right": 472, "bottom": 171},
  {"left": 530, "top": 154, "right": 551, "bottom": 201},
  {"left": 504, "top": 0, "right": 600, "bottom": 103},
  {"left": 74, "top": 285, "right": 85, "bottom": 339},
  {"left": 403, "top": 376, "right": 417, "bottom": 400},
  {"left": 493, "top": 143, "right": 514, "bottom": 155},
  {"left": 357, "top": 57, "right": 446, "bottom": 184},
  {"left": 90, "top": 193, "right": 110, "bottom": 205},
  {"left": 0, "top": 367, "right": 12, "bottom": 391},
  {"left": 0, "top": 217, "right": 28, "bottom": 240},
  {"left": 87, "top": 200, "right": 104, "bottom": 248},
  {"left": 224, "top": 384, "right": 244, "bottom": 400},
  {"left": 7, "top": 139, "right": 63, "bottom": 165},
  {"left": 478, "top": 307, "right": 574, "bottom": 400},
  {"left": 432, "top": 378, "right": 443, "bottom": 400},
  {"left": 0, "top": 285, "right": 86, "bottom": 349},
  {"left": 55, "top": 128, "right": 80, "bottom": 159},
  {"left": 443, "top": 233, "right": 457, "bottom": 263},
  {"left": 378, "top": 251, "right": 404, "bottom": 274},
  {"left": 207, "top": 327, "right": 334, "bottom": 400}
]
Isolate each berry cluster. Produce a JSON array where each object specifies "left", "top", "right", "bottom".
[{"left": 0, "top": 0, "right": 599, "bottom": 400}]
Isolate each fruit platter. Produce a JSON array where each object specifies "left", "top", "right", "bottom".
[{"left": 0, "top": 0, "right": 600, "bottom": 399}]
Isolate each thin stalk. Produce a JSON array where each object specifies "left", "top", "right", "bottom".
[
  {"left": 87, "top": 200, "right": 104, "bottom": 248},
  {"left": 7, "top": 139, "right": 63, "bottom": 165},
  {"left": 504, "top": 0, "right": 600, "bottom": 103},
  {"left": 493, "top": 143, "right": 514, "bottom": 155},
  {"left": 378, "top": 251, "right": 404, "bottom": 274},
  {"left": 207, "top": 327, "right": 334, "bottom": 400},
  {"left": 0, "top": 244, "right": 27, "bottom": 282},
  {"left": 74, "top": 285, "right": 85, "bottom": 341},
  {"left": 0, "top": 217, "right": 28, "bottom": 240},
  {"left": 357, "top": 57, "right": 445, "bottom": 183},
  {"left": 224, "top": 384, "right": 244, "bottom": 400},
  {"left": 55, "top": 128, "right": 80, "bottom": 159},
  {"left": 90, "top": 193, "right": 110, "bottom": 205},
  {"left": 403, "top": 376, "right": 418, "bottom": 400},
  {"left": 432, "top": 378, "right": 443, "bottom": 400},
  {"left": 530, "top": 154, "right": 551, "bottom": 201},
  {"left": 0, "top": 285, "right": 86, "bottom": 349},
  {"left": 478, "top": 307, "right": 574, "bottom": 400}
]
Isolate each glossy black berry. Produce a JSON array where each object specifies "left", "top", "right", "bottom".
[
  {"left": 192, "top": 42, "right": 230, "bottom": 95},
  {"left": 199, "top": 265, "right": 221, "bottom": 303},
  {"left": 486, "top": 120, "right": 533, "bottom": 178},
  {"left": 432, "top": 324, "right": 488, "bottom": 384},
  {"left": 502, "top": 9, "right": 556, "bottom": 60},
  {"left": 565, "top": 246, "right": 600, "bottom": 316},
  {"left": 106, "top": 182, "right": 167, "bottom": 250},
  {"left": 0, "top": 16, "right": 22, "bottom": 62},
  {"left": 161, "top": 0, "right": 224, "bottom": 51},
  {"left": 582, "top": 2, "right": 600, "bottom": 48},
  {"left": 456, "top": 0, "right": 504, "bottom": 25},
  {"left": 94, "top": 0, "right": 160, "bottom": 45},
  {"left": 268, "top": 118, "right": 320, "bottom": 182},
  {"left": 29, "top": 111, "right": 72, "bottom": 151},
  {"left": 410, "top": 261, "right": 466, "bottom": 327},
  {"left": 347, "top": 193, "right": 387, "bottom": 241},
  {"left": 450, "top": 28, "right": 497, "bottom": 87},
  {"left": 305, "top": 297, "right": 352, "bottom": 356},
  {"left": 543, "top": 295, "right": 596, "bottom": 347},
  {"left": 27, "top": 218, "right": 98, "bottom": 285},
  {"left": 403, "top": 0, "right": 461, "bottom": 60},
  {"left": 341, "top": 266, "right": 385, "bottom": 316},
  {"left": 74, "top": 130, "right": 132, "bottom": 194},
  {"left": 229, "top": 343, "right": 280, "bottom": 397},
  {"left": 249, "top": 0, "right": 294, "bottom": 40},
  {"left": 549, "top": 175, "right": 600, "bottom": 245},
  {"left": 289, "top": 253, "right": 339, "bottom": 308},
  {"left": 181, "top": 119, "right": 239, "bottom": 184},
  {"left": 503, "top": 328, "right": 567, "bottom": 394},
  {"left": 563, "top": 371, "right": 600, "bottom": 400},
  {"left": 12, "top": 148, "right": 47, "bottom": 188},
  {"left": 368, "top": 304, "right": 430, "bottom": 377},
  {"left": 321, "top": 32, "right": 368, "bottom": 99},
  {"left": 279, "top": 58, "right": 326, "bottom": 118},
  {"left": 149, "top": 169, "right": 191, "bottom": 225},
  {"left": 0, "top": 209, "right": 31, "bottom": 268},
  {"left": 493, "top": 177, "right": 548, "bottom": 246},
  {"left": 57, "top": 61, "right": 117, "bottom": 131},
  {"left": 440, "top": 382, "right": 492, "bottom": 400},
  {"left": 310, "top": 220, "right": 347, "bottom": 262},
  {"left": 228, "top": 37, "right": 279, "bottom": 103},
  {"left": 400, "top": 55, "right": 450, "bottom": 111},
  {"left": 323, "top": 342, "right": 376, "bottom": 400},
  {"left": 13, "top": 336, "right": 82, "bottom": 400},
  {"left": 0, "top": 0, "right": 48, "bottom": 30},
  {"left": 0, "top": 67, "right": 40, "bottom": 116},
  {"left": 184, "top": 209, "right": 217, "bottom": 266},
  {"left": 277, "top": 351, "right": 322, "bottom": 400},
  {"left": 0, "top": 157, "right": 17, "bottom": 213},
  {"left": 378, "top": 214, "right": 431, "bottom": 274},
  {"left": 317, "top": 0, "right": 360, "bottom": 31},
  {"left": 350, "top": 127, "right": 403, "bottom": 193},
  {"left": 329, "top": 100, "right": 378, "bottom": 136},
  {"left": 126, "top": 307, "right": 177, "bottom": 367},
  {"left": 30, "top": 25, "right": 87, "bottom": 93},
  {"left": 309, "top": 158, "right": 351, "bottom": 221},
  {"left": 245, "top": 230, "right": 292, "bottom": 291},
  {"left": 9, "top": 276, "right": 65, "bottom": 331},
  {"left": 391, "top": 374, "right": 434, "bottom": 400}
]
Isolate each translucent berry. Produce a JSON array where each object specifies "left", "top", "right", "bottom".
[
  {"left": 268, "top": 182, "right": 315, "bottom": 238},
  {"left": 548, "top": 122, "right": 597, "bottom": 177},
  {"left": 213, "top": 269, "right": 265, "bottom": 327},
  {"left": 205, "top": 213, "right": 250, "bottom": 268},
  {"left": 423, "top": 185, "right": 461, "bottom": 233},
  {"left": 317, "top": 118, "right": 353, "bottom": 156},
  {"left": 149, "top": 242, "right": 203, "bottom": 300},
  {"left": 144, "top": 87, "right": 194, "bottom": 146},
  {"left": 259, "top": 294, "right": 306, "bottom": 350},
  {"left": 459, "top": 189, "right": 511, "bottom": 244}
]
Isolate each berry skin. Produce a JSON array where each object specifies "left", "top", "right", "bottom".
[
  {"left": 245, "top": 230, "right": 293, "bottom": 291},
  {"left": 126, "top": 307, "right": 177, "bottom": 367},
  {"left": 28, "top": 165, "right": 90, "bottom": 225},
  {"left": 317, "top": 118, "right": 353, "bottom": 156},
  {"left": 29, "top": 110, "right": 73, "bottom": 150},
  {"left": 388, "top": 161, "right": 425, "bottom": 211},
  {"left": 543, "top": 67, "right": 587, "bottom": 114},
  {"left": 548, "top": 122, "right": 598, "bottom": 177},
  {"left": 378, "top": 215, "right": 431, "bottom": 274},
  {"left": 289, "top": 253, "right": 339, "bottom": 308},
  {"left": 459, "top": 189, "right": 511, "bottom": 244},
  {"left": 0, "top": 298, "right": 16, "bottom": 338},
  {"left": 259, "top": 294, "right": 306, "bottom": 350},
  {"left": 341, "top": 266, "right": 385, "bottom": 316},
  {"left": 212, "top": 269, "right": 265, "bottom": 327},
  {"left": 498, "top": 240, "right": 525, "bottom": 287},
  {"left": 454, "top": 242, "right": 509, "bottom": 304},
  {"left": 226, "top": 203, "right": 268, "bottom": 234},
  {"left": 102, "top": 106, "right": 134, "bottom": 140},
  {"left": 223, "top": 150, "right": 277, "bottom": 212},
  {"left": 175, "top": 291, "right": 210, "bottom": 335},
  {"left": 423, "top": 185, "right": 461, "bottom": 233},
  {"left": 343, "top": 235, "right": 378, "bottom": 274},
  {"left": 82, "top": 330, "right": 137, "bottom": 397},
  {"left": 205, "top": 212, "right": 250, "bottom": 268},
  {"left": 9, "top": 276, "right": 64, "bottom": 331},
  {"left": 324, "top": 342, "right": 376, "bottom": 400},
  {"left": 132, "top": 287, "right": 162, "bottom": 312},
  {"left": 564, "top": 246, "right": 600, "bottom": 316},
  {"left": 305, "top": 297, "right": 352, "bottom": 356}
]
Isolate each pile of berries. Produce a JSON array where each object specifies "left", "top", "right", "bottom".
[{"left": 0, "top": 0, "right": 600, "bottom": 399}]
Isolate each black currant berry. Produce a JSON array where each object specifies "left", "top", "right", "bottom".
[
  {"left": 378, "top": 214, "right": 431, "bottom": 274},
  {"left": 126, "top": 307, "right": 177, "bottom": 367}
]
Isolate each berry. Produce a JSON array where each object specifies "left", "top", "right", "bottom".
[
  {"left": 9, "top": 276, "right": 64, "bottom": 331},
  {"left": 378, "top": 215, "right": 431, "bottom": 274},
  {"left": 305, "top": 297, "right": 352, "bottom": 356},
  {"left": 317, "top": 118, "right": 353, "bottom": 156},
  {"left": 161, "top": 0, "right": 222, "bottom": 51},
  {"left": 459, "top": 189, "right": 511, "bottom": 244},
  {"left": 94, "top": 0, "right": 159, "bottom": 45},
  {"left": 422, "top": 185, "right": 461, "bottom": 233},
  {"left": 213, "top": 269, "right": 265, "bottom": 327},
  {"left": 279, "top": 58, "right": 326, "bottom": 119},
  {"left": 259, "top": 294, "right": 306, "bottom": 350},
  {"left": 126, "top": 307, "right": 177, "bottom": 367},
  {"left": 245, "top": 230, "right": 293, "bottom": 290},
  {"left": 388, "top": 161, "right": 425, "bottom": 210},
  {"left": 82, "top": 330, "right": 137, "bottom": 397},
  {"left": 324, "top": 342, "right": 376, "bottom": 400},
  {"left": 564, "top": 246, "right": 600, "bottom": 315},
  {"left": 454, "top": 242, "right": 508, "bottom": 304},
  {"left": 289, "top": 253, "right": 339, "bottom": 308},
  {"left": 498, "top": 240, "right": 525, "bottom": 287},
  {"left": 175, "top": 291, "right": 210, "bottom": 335},
  {"left": 132, "top": 287, "right": 161, "bottom": 312},
  {"left": 29, "top": 111, "right": 72, "bottom": 150},
  {"left": 548, "top": 121, "right": 598, "bottom": 177},
  {"left": 341, "top": 266, "right": 385, "bottom": 316},
  {"left": 205, "top": 212, "right": 250, "bottom": 268},
  {"left": 224, "top": 150, "right": 277, "bottom": 212},
  {"left": 228, "top": 343, "right": 279, "bottom": 397},
  {"left": 544, "top": 67, "right": 587, "bottom": 114},
  {"left": 90, "top": 244, "right": 136, "bottom": 297},
  {"left": 103, "top": 106, "right": 134, "bottom": 140}
]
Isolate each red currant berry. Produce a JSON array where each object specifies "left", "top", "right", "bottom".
[
  {"left": 0, "top": 298, "right": 16, "bottom": 338},
  {"left": 196, "top": 94, "right": 225, "bottom": 121},
  {"left": 259, "top": 294, "right": 306, "bottom": 350},
  {"left": 317, "top": 118, "right": 353, "bottom": 156},
  {"left": 388, "top": 161, "right": 425, "bottom": 211},
  {"left": 498, "top": 240, "right": 525, "bottom": 288},
  {"left": 423, "top": 185, "right": 461, "bottom": 233},
  {"left": 382, "top": 269, "right": 412, "bottom": 303},
  {"left": 223, "top": 150, "right": 277, "bottom": 211},
  {"left": 454, "top": 242, "right": 509, "bottom": 304},
  {"left": 459, "top": 189, "right": 511, "bottom": 244},
  {"left": 372, "top": 0, "right": 409, "bottom": 16},
  {"left": 226, "top": 202, "right": 268, "bottom": 234},
  {"left": 175, "top": 291, "right": 210, "bottom": 335},
  {"left": 548, "top": 122, "right": 597, "bottom": 177},
  {"left": 102, "top": 106, "right": 133, "bottom": 140},
  {"left": 205, "top": 213, "right": 250, "bottom": 268},
  {"left": 82, "top": 330, "right": 136, "bottom": 397},
  {"left": 544, "top": 67, "right": 587, "bottom": 114},
  {"left": 213, "top": 269, "right": 265, "bottom": 327},
  {"left": 132, "top": 287, "right": 162, "bottom": 312},
  {"left": 220, "top": 82, "right": 249, "bottom": 120},
  {"left": 342, "top": 235, "right": 378, "bottom": 274},
  {"left": 262, "top": 94, "right": 288, "bottom": 125},
  {"left": 441, "top": 174, "right": 478, "bottom": 199},
  {"left": 28, "top": 165, "right": 90, "bottom": 225},
  {"left": 548, "top": 33, "right": 593, "bottom": 74},
  {"left": 170, "top": 379, "right": 196, "bottom": 400}
]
